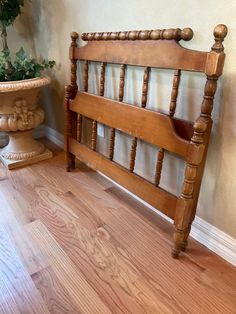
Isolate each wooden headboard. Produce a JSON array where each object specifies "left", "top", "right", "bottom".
[{"left": 64, "top": 25, "right": 228, "bottom": 258}]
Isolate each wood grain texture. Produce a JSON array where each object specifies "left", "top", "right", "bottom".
[
  {"left": 70, "top": 92, "right": 190, "bottom": 158},
  {"left": 0, "top": 223, "right": 50, "bottom": 314},
  {"left": 69, "top": 138, "right": 177, "bottom": 218},
  {"left": 27, "top": 220, "right": 111, "bottom": 314},
  {"left": 32, "top": 267, "right": 79, "bottom": 314},
  {"left": 109, "top": 64, "right": 126, "bottom": 161},
  {"left": 0, "top": 189, "right": 49, "bottom": 276},
  {"left": 68, "top": 24, "right": 228, "bottom": 258},
  {"left": 0, "top": 140, "right": 235, "bottom": 313},
  {"left": 76, "top": 41, "right": 208, "bottom": 72},
  {"left": 81, "top": 27, "right": 194, "bottom": 42}
]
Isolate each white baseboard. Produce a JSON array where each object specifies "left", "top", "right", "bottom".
[
  {"left": 99, "top": 172, "right": 236, "bottom": 266},
  {"left": 3, "top": 126, "right": 235, "bottom": 266},
  {"left": 191, "top": 216, "right": 236, "bottom": 266},
  {"left": 38, "top": 125, "right": 64, "bottom": 148}
]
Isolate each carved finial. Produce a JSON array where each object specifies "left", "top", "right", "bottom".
[
  {"left": 181, "top": 28, "right": 193, "bottom": 41},
  {"left": 212, "top": 24, "right": 228, "bottom": 52},
  {"left": 71, "top": 32, "right": 79, "bottom": 47}
]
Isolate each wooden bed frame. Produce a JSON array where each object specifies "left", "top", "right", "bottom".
[{"left": 64, "top": 25, "right": 227, "bottom": 258}]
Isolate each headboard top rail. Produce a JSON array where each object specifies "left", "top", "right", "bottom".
[{"left": 81, "top": 27, "right": 193, "bottom": 42}]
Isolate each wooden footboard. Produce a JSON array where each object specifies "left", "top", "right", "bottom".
[{"left": 65, "top": 25, "right": 228, "bottom": 258}]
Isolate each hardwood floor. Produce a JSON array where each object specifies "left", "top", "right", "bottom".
[{"left": 0, "top": 139, "right": 235, "bottom": 313}]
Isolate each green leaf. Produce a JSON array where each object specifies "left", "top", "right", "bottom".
[{"left": 0, "top": 47, "right": 55, "bottom": 82}]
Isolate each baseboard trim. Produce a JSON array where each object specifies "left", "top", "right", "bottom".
[
  {"left": 42, "top": 125, "right": 64, "bottom": 148},
  {"left": 99, "top": 172, "right": 236, "bottom": 266},
  {"left": 22, "top": 126, "right": 236, "bottom": 267}
]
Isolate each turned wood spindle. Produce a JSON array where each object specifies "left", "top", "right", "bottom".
[
  {"left": 100, "top": 62, "right": 106, "bottom": 96},
  {"left": 65, "top": 32, "right": 79, "bottom": 171},
  {"left": 129, "top": 137, "right": 138, "bottom": 172},
  {"left": 91, "top": 62, "right": 106, "bottom": 151},
  {"left": 169, "top": 69, "right": 181, "bottom": 117},
  {"left": 91, "top": 120, "right": 97, "bottom": 151},
  {"left": 77, "top": 61, "right": 89, "bottom": 142},
  {"left": 141, "top": 67, "right": 150, "bottom": 107},
  {"left": 70, "top": 32, "right": 79, "bottom": 95},
  {"left": 154, "top": 148, "right": 165, "bottom": 186},
  {"left": 129, "top": 67, "right": 150, "bottom": 172},
  {"left": 83, "top": 60, "right": 89, "bottom": 92},
  {"left": 109, "top": 64, "right": 126, "bottom": 161}
]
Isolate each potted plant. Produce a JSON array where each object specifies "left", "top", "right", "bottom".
[{"left": 0, "top": 0, "right": 55, "bottom": 169}]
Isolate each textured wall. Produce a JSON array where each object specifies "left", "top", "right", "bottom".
[{"left": 14, "top": 0, "right": 236, "bottom": 238}]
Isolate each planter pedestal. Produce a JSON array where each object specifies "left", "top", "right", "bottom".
[
  {"left": 0, "top": 76, "right": 53, "bottom": 169},
  {"left": 0, "top": 130, "right": 52, "bottom": 169}
]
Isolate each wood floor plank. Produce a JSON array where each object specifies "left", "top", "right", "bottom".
[
  {"left": 26, "top": 220, "right": 111, "bottom": 314},
  {"left": 19, "top": 174, "right": 235, "bottom": 313},
  {"left": 30, "top": 187, "right": 179, "bottom": 313},
  {"left": 32, "top": 266, "right": 79, "bottom": 314},
  {"left": 0, "top": 189, "right": 49, "bottom": 276},
  {"left": 29, "top": 161, "right": 236, "bottom": 313},
  {"left": 0, "top": 224, "right": 50, "bottom": 314},
  {"left": 0, "top": 141, "right": 235, "bottom": 313}
]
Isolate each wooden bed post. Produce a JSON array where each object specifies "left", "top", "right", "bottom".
[
  {"left": 65, "top": 32, "right": 79, "bottom": 171},
  {"left": 172, "top": 24, "right": 228, "bottom": 258}
]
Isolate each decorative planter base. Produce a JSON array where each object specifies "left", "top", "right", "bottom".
[
  {"left": 0, "top": 147, "right": 52, "bottom": 170},
  {"left": 0, "top": 130, "right": 52, "bottom": 169}
]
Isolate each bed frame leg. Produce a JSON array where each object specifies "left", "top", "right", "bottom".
[
  {"left": 172, "top": 226, "right": 191, "bottom": 258},
  {"left": 66, "top": 153, "right": 75, "bottom": 172},
  {"left": 180, "top": 227, "right": 191, "bottom": 252}
]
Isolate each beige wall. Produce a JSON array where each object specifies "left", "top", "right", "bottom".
[{"left": 14, "top": 0, "right": 236, "bottom": 238}]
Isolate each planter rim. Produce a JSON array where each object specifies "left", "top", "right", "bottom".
[{"left": 0, "top": 76, "right": 51, "bottom": 93}]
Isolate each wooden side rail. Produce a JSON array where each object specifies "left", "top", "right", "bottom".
[
  {"left": 70, "top": 92, "right": 190, "bottom": 158},
  {"left": 69, "top": 138, "right": 177, "bottom": 219}
]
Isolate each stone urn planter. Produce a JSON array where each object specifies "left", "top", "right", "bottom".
[{"left": 0, "top": 76, "right": 52, "bottom": 169}]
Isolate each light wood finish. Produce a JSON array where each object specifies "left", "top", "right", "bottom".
[
  {"left": 28, "top": 220, "right": 110, "bottom": 313},
  {"left": 0, "top": 142, "right": 235, "bottom": 313},
  {"left": 83, "top": 60, "right": 89, "bottom": 92},
  {"left": 91, "top": 120, "right": 97, "bottom": 151},
  {"left": 69, "top": 138, "right": 177, "bottom": 218},
  {"left": 65, "top": 32, "right": 79, "bottom": 171},
  {"left": 81, "top": 27, "right": 194, "bottom": 41},
  {"left": 32, "top": 266, "right": 79, "bottom": 313},
  {"left": 66, "top": 25, "right": 228, "bottom": 258},
  {"left": 129, "top": 136, "right": 138, "bottom": 172},
  {"left": 129, "top": 66, "right": 150, "bottom": 173},
  {"left": 76, "top": 40, "right": 208, "bottom": 72},
  {"left": 0, "top": 212, "right": 50, "bottom": 313},
  {"left": 70, "top": 92, "right": 190, "bottom": 157},
  {"left": 109, "top": 64, "right": 126, "bottom": 161},
  {"left": 154, "top": 148, "right": 165, "bottom": 186},
  {"left": 169, "top": 69, "right": 181, "bottom": 117}
]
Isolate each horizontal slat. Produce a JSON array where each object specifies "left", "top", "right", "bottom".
[
  {"left": 74, "top": 41, "right": 208, "bottom": 72},
  {"left": 69, "top": 138, "right": 177, "bottom": 219},
  {"left": 70, "top": 92, "right": 190, "bottom": 158}
]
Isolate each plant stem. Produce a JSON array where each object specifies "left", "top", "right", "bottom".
[
  {"left": 0, "top": 4, "right": 8, "bottom": 51},
  {"left": 0, "top": 21, "right": 8, "bottom": 51},
  {"left": 0, "top": 6, "right": 13, "bottom": 77}
]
